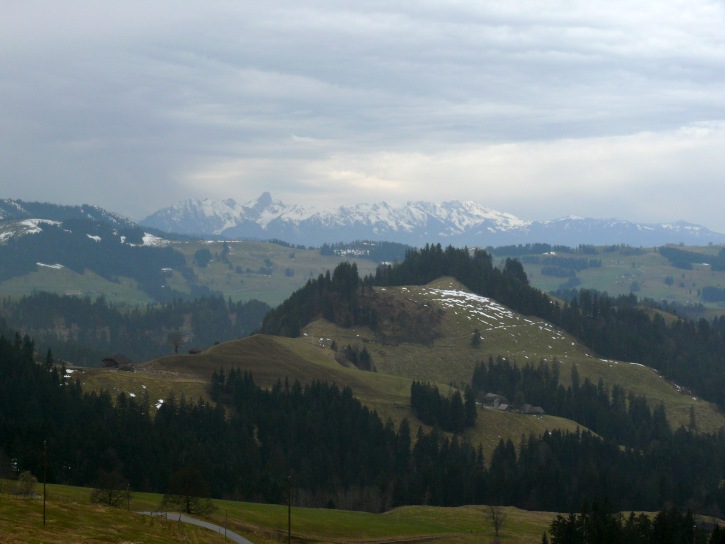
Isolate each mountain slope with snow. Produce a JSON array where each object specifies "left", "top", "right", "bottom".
[{"left": 141, "top": 193, "right": 725, "bottom": 247}]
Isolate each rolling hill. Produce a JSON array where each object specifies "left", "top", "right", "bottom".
[{"left": 80, "top": 276, "right": 724, "bottom": 462}]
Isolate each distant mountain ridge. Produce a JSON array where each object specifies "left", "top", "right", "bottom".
[
  {"left": 141, "top": 192, "right": 725, "bottom": 247},
  {"left": 0, "top": 198, "right": 135, "bottom": 228}
]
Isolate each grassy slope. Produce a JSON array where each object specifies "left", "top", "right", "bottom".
[
  {"left": 6, "top": 483, "right": 722, "bottom": 544},
  {"left": 91, "top": 333, "right": 584, "bottom": 462},
  {"left": 0, "top": 266, "right": 153, "bottom": 305},
  {"left": 0, "top": 492, "right": 226, "bottom": 544},
  {"left": 0, "top": 240, "right": 379, "bottom": 307}
]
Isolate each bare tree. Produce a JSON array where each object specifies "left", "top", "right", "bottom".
[
  {"left": 488, "top": 503, "right": 508, "bottom": 542},
  {"left": 167, "top": 330, "right": 187, "bottom": 354},
  {"left": 161, "top": 464, "right": 214, "bottom": 515},
  {"left": 90, "top": 470, "right": 129, "bottom": 507}
]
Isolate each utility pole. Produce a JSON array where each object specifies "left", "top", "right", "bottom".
[
  {"left": 43, "top": 441, "right": 47, "bottom": 526},
  {"left": 287, "top": 474, "right": 292, "bottom": 544}
]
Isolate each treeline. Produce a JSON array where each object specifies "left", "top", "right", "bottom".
[
  {"left": 488, "top": 426, "right": 724, "bottom": 514},
  {"left": 702, "top": 286, "right": 725, "bottom": 302},
  {"left": 475, "top": 358, "right": 725, "bottom": 514},
  {"left": 553, "top": 289, "right": 725, "bottom": 408},
  {"left": 1, "top": 333, "right": 723, "bottom": 514},
  {"left": 0, "top": 292, "right": 270, "bottom": 364},
  {"left": 260, "top": 261, "right": 378, "bottom": 337},
  {"left": 471, "top": 357, "right": 677, "bottom": 450},
  {"left": 261, "top": 245, "right": 544, "bottom": 337},
  {"left": 336, "top": 343, "right": 375, "bottom": 371},
  {"left": 546, "top": 500, "right": 725, "bottom": 544},
  {"left": 529, "top": 257, "right": 601, "bottom": 278},
  {"left": 409, "top": 381, "right": 476, "bottom": 433},
  {"left": 659, "top": 245, "right": 725, "bottom": 270},
  {"left": 320, "top": 241, "right": 411, "bottom": 263}
]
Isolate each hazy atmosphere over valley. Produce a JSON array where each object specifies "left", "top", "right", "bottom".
[{"left": 3, "top": 1, "right": 725, "bottom": 231}]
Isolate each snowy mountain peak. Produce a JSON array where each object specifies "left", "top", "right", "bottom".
[
  {"left": 140, "top": 194, "right": 725, "bottom": 247},
  {"left": 252, "top": 191, "right": 274, "bottom": 210}
]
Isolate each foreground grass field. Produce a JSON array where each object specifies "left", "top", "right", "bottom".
[
  {"left": 0, "top": 491, "right": 226, "bottom": 543},
  {"left": 0, "top": 482, "right": 556, "bottom": 544},
  {"left": 7, "top": 483, "right": 722, "bottom": 544}
]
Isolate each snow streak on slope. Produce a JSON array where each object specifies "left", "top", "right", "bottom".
[{"left": 421, "top": 286, "right": 567, "bottom": 343}]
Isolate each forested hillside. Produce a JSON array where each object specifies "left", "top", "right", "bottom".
[
  {"left": 1, "top": 323, "right": 723, "bottom": 514},
  {"left": 263, "top": 244, "right": 725, "bottom": 409},
  {"left": 0, "top": 218, "right": 196, "bottom": 301},
  {"left": 0, "top": 293, "right": 270, "bottom": 365}
]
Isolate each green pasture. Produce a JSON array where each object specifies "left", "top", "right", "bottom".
[
  {"left": 0, "top": 481, "right": 558, "bottom": 544},
  {"left": 513, "top": 245, "right": 725, "bottom": 315}
]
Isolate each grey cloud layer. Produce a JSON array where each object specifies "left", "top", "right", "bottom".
[{"left": 2, "top": 1, "right": 724, "bottom": 229}]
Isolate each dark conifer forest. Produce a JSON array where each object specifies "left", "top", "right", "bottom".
[
  {"left": 545, "top": 501, "right": 725, "bottom": 544},
  {"left": 0, "top": 293, "right": 270, "bottom": 364}
]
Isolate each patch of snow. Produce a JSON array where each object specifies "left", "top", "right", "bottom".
[
  {"left": 37, "top": 262, "right": 64, "bottom": 270},
  {"left": 86, "top": 234, "right": 101, "bottom": 242},
  {"left": 20, "top": 218, "right": 61, "bottom": 233},
  {"left": 142, "top": 233, "right": 168, "bottom": 246}
]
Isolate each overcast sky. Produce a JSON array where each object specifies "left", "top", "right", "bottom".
[{"left": 2, "top": 1, "right": 725, "bottom": 230}]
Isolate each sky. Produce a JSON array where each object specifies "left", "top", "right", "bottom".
[{"left": 2, "top": 1, "right": 725, "bottom": 230}]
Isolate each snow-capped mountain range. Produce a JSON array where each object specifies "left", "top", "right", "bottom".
[{"left": 141, "top": 192, "right": 725, "bottom": 247}]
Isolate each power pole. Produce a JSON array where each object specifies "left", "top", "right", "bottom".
[
  {"left": 287, "top": 475, "right": 292, "bottom": 544},
  {"left": 43, "top": 441, "right": 47, "bottom": 526}
]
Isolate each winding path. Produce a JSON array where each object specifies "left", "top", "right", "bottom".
[{"left": 139, "top": 511, "right": 255, "bottom": 544}]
